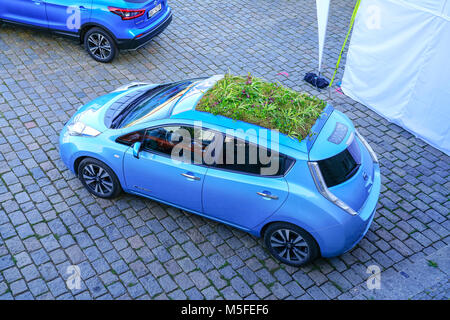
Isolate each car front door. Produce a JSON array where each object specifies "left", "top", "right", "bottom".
[
  {"left": 202, "top": 135, "right": 290, "bottom": 231},
  {"left": 0, "top": 0, "right": 48, "bottom": 28},
  {"left": 45, "top": 0, "right": 92, "bottom": 33},
  {"left": 122, "top": 125, "right": 208, "bottom": 214}
]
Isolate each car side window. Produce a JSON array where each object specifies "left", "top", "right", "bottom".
[
  {"left": 214, "top": 136, "right": 293, "bottom": 177},
  {"left": 142, "top": 126, "right": 185, "bottom": 156},
  {"left": 116, "top": 130, "right": 145, "bottom": 146},
  {"left": 141, "top": 125, "right": 219, "bottom": 163}
]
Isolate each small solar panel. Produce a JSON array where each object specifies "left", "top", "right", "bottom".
[{"left": 328, "top": 122, "right": 348, "bottom": 144}]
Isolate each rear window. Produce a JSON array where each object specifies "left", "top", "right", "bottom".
[{"left": 318, "top": 147, "right": 359, "bottom": 187}]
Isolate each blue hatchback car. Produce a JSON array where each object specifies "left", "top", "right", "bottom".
[
  {"left": 0, "top": 0, "right": 172, "bottom": 62},
  {"left": 59, "top": 76, "right": 381, "bottom": 266}
]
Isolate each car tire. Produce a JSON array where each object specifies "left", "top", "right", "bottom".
[
  {"left": 84, "top": 27, "right": 118, "bottom": 63},
  {"left": 264, "top": 222, "right": 319, "bottom": 267},
  {"left": 78, "top": 158, "right": 122, "bottom": 199}
]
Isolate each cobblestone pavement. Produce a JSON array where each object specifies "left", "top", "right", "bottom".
[
  {"left": 0, "top": 0, "right": 449, "bottom": 300},
  {"left": 413, "top": 280, "right": 449, "bottom": 300}
]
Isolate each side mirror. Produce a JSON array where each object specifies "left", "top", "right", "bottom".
[{"left": 132, "top": 142, "right": 142, "bottom": 159}]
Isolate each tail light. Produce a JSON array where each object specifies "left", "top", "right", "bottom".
[
  {"left": 355, "top": 130, "right": 379, "bottom": 163},
  {"left": 308, "top": 161, "right": 358, "bottom": 216},
  {"left": 108, "top": 7, "right": 145, "bottom": 20}
]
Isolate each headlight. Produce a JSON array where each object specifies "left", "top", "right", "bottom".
[{"left": 67, "top": 121, "right": 101, "bottom": 137}]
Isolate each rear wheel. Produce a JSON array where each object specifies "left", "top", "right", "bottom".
[
  {"left": 84, "top": 27, "right": 117, "bottom": 63},
  {"left": 264, "top": 222, "right": 319, "bottom": 267},
  {"left": 78, "top": 158, "right": 121, "bottom": 199}
]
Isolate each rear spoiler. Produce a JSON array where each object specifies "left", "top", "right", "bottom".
[{"left": 306, "top": 104, "right": 334, "bottom": 152}]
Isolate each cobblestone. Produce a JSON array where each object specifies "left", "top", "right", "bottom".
[{"left": 0, "top": 0, "right": 448, "bottom": 300}]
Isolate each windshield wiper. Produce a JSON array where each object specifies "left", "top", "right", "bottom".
[{"left": 110, "top": 84, "right": 166, "bottom": 129}]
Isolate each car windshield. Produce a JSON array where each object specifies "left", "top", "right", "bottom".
[{"left": 115, "top": 80, "right": 195, "bottom": 128}]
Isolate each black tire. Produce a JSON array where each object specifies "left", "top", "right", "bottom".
[
  {"left": 84, "top": 27, "right": 118, "bottom": 63},
  {"left": 78, "top": 158, "right": 122, "bottom": 199},
  {"left": 263, "top": 222, "right": 319, "bottom": 267}
]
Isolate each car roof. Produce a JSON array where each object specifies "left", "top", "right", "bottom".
[
  {"left": 176, "top": 109, "right": 310, "bottom": 154},
  {"left": 136, "top": 75, "right": 331, "bottom": 159},
  {"left": 161, "top": 76, "right": 308, "bottom": 156}
]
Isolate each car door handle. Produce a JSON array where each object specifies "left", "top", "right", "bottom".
[
  {"left": 79, "top": 6, "right": 88, "bottom": 10},
  {"left": 257, "top": 192, "right": 279, "bottom": 200},
  {"left": 181, "top": 173, "right": 200, "bottom": 181}
]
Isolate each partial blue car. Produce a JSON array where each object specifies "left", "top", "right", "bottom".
[
  {"left": 59, "top": 76, "right": 381, "bottom": 266},
  {"left": 0, "top": 0, "right": 172, "bottom": 62}
]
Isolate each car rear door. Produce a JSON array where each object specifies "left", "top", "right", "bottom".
[
  {"left": 201, "top": 135, "right": 289, "bottom": 231},
  {"left": 45, "top": 0, "right": 92, "bottom": 33},
  {"left": 0, "top": 0, "right": 48, "bottom": 28}
]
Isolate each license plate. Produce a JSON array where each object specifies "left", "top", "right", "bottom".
[{"left": 148, "top": 4, "right": 161, "bottom": 18}]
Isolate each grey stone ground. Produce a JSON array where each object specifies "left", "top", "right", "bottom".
[{"left": 0, "top": 0, "right": 448, "bottom": 300}]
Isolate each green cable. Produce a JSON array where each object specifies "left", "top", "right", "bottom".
[{"left": 329, "top": 0, "right": 361, "bottom": 87}]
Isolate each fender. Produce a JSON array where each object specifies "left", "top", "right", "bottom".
[
  {"left": 254, "top": 213, "right": 347, "bottom": 257},
  {"left": 78, "top": 22, "right": 118, "bottom": 43},
  {"left": 70, "top": 148, "right": 127, "bottom": 187}
]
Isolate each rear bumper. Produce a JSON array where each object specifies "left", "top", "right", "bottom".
[
  {"left": 117, "top": 12, "right": 172, "bottom": 51},
  {"left": 341, "top": 163, "right": 381, "bottom": 253},
  {"left": 318, "top": 163, "right": 381, "bottom": 258}
]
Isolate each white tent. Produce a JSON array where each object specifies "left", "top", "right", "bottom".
[{"left": 341, "top": 0, "right": 450, "bottom": 155}]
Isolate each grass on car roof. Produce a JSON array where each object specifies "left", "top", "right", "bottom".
[{"left": 196, "top": 74, "right": 326, "bottom": 141}]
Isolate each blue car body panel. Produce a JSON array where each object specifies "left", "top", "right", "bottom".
[
  {"left": 59, "top": 76, "right": 381, "bottom": 258},
  {"left": 0, "top": 0, "right": 172, "bottom": 50},
  {"left": 45, "top": 0, "right": 93, "bottom": 33},
  {"left": 305, "top": 104, "right": 334, "bottom": 152},
  {"left": 123, "top": 145, "right": 208, "bottom": 214},
  {"left": 0, "top": 0, "right": 48, "bottom": 28},
  {"left": 202, "top": 167, "right": 289, "bottom": 231},
  {"left": 308, "top": 109, "right": 354, "bottom": 161}
]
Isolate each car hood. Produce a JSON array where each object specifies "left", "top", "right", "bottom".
[{"left": 69, "top": 93, "right": 121, "bottom": 132}]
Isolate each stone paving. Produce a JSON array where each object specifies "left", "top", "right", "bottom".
[
  {"left": 413, "top": 280, "right": 449, "bottom": 300},
  {"left": 0, "top": 0, "right": 449, "bottom": 300}
]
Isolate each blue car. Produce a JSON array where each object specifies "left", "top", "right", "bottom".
[
  {"left": 59, "top": 76, "right": 381, "bottom": 266},
  {"left": 0, "top": 0, "right": 172, "bottom": 62}
]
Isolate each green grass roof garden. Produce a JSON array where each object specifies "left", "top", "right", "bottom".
[{"left": 196, "top": 74, "right": 327, "bottom": 141}]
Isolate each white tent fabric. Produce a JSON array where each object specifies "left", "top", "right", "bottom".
[
  {"left": 341, "top": 0, "right": 450, "bottom": 155},
  {"left": 316, "top": 0, "right": 331, "bottom": 73}
]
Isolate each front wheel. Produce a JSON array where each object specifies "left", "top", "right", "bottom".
[
  {"left": 84, "top": 27, "right": 118, "bottom": 63},
  {"left": 264, "top": 222, "right": 319, "bottom": 267},
  {"left": 78, "top": 158, "right": 122, "bottom": 199}
]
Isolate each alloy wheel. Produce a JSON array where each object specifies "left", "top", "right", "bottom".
[
  {"left": 82, "top": 164, "right": 114, "bottom": 196},
  {"left": 269, "top": 229, "right": 310, "bottom": 264},
  {"left": 87, "top": 33, "right": 112, "bottom": 60}
]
